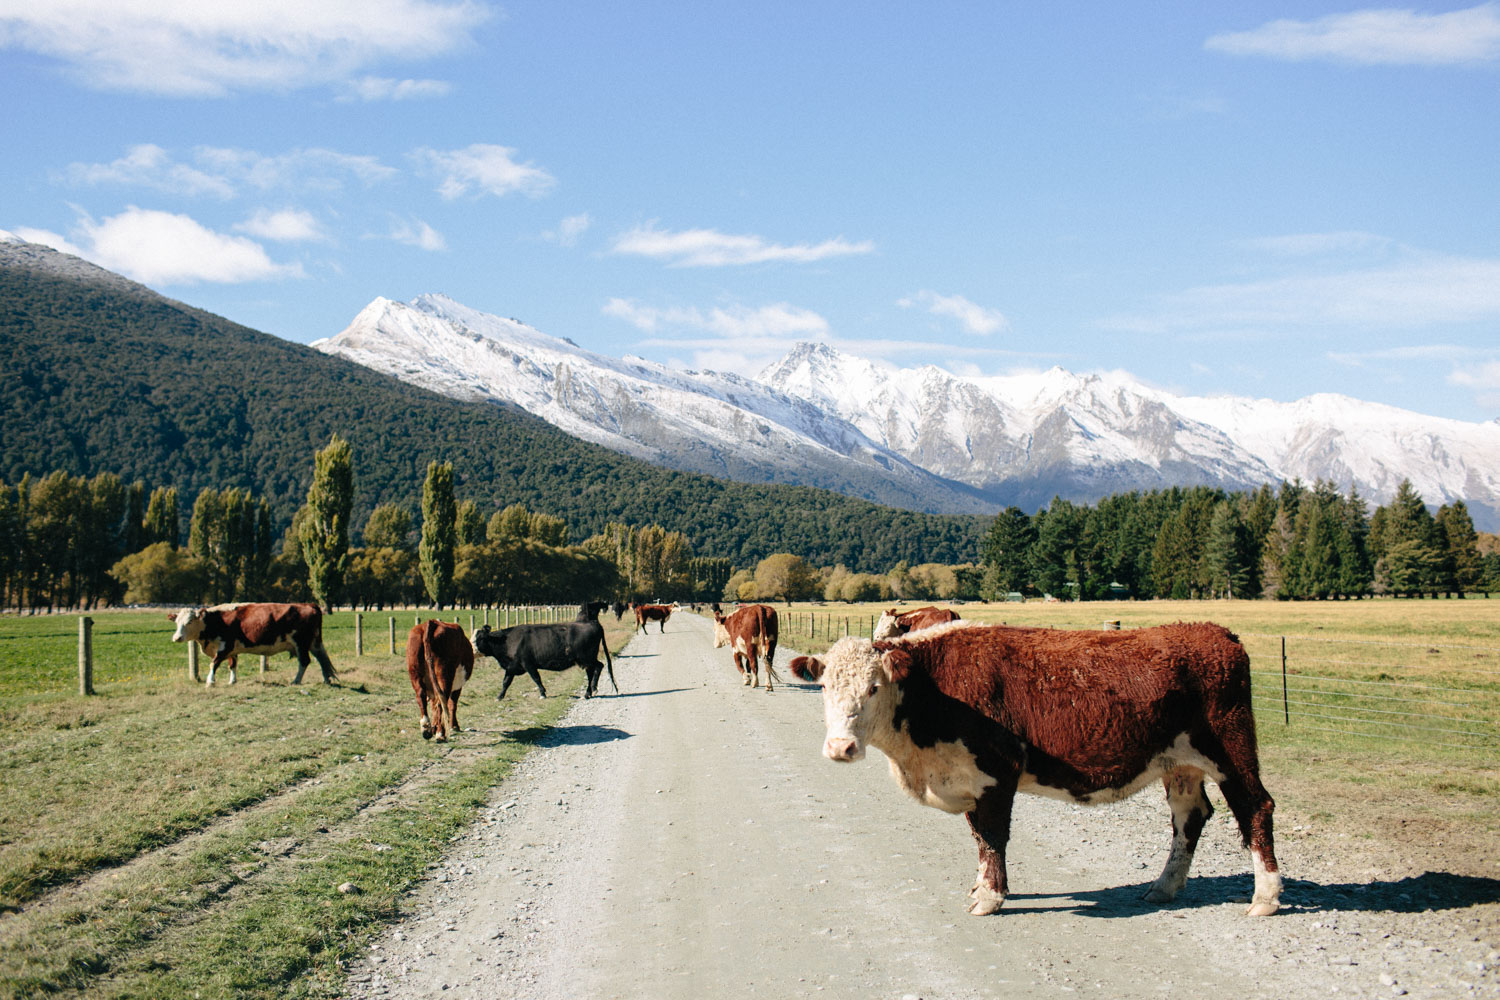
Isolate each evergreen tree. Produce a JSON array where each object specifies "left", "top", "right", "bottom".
[
  {"left": 419, "top": 461, "right": 457, "bottom": 608},
  {"left": 979, "top": 506, "right": 1034, "bottom": 598},
  {"left": 1031, "top": 498, "right": 1084, "bottom": 600},
  {"left": 299, "top": 435, "right": 354, "bottom": 610},
  {"left": 1436, "top": 500, "right": 1482, "bottom": 594},
  {"left": 1335, "top": 488, "right": 1373, "bottom": 597},
  {"left": 1372, "top": 480, "right": 1443, "bottom": 596},
  {"left": 123, "top": 480, "right": 146, "bottom": 557},
  {"left": 1200, "top": 500, "right": 1253, "bottom": 599}
]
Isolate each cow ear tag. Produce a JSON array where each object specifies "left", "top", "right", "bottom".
[{"left": 881, "top": 648, "right": 913, "bottom": 683}]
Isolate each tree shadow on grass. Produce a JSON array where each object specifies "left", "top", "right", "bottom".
[{"left": 1000, "top": 870, "right": 1500, "bottom": 919}]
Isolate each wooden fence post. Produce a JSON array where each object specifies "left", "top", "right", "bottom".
[
  {"left": 355, "top": 613, "right": 363, "bottom": 656},
  {"left": 389, "top": 616, "right": 396, "bottom": 655},
  {"left": 470, "top": 613, "right": 475, "bottom": 633},
  {"left": 187, "top": 641, "right": 199, "bottom": 683},
  {"left": 259, "top": 654, "right": 268, "bottom": 675},
  {"left": 78, "top": 615, "right": 94, "bottom": 696}
]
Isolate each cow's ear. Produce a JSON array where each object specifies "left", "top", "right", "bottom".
[
  {"left": 165, "top": 613, "right": 177, "bottom": 622},
  {"left": 788, "top": 655, "right": 824, "bottom": 683},
  {"left": 880, "top": 647, "right": 913, "bottom": 683}
]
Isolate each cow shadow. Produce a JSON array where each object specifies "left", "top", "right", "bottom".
[
  {"left": 604, "top": 687, "right": 693, "bottom": 699},
  {"left": 503, "top": 724, "right": 634, "bottom": 747},
  {"left": 1002, "top": 870, "right": 1500, "bottom": 919}
]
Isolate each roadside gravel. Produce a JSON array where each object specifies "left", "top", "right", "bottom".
[{"left": 345, "top": 613, "right": 1500, "bottom": 1000}]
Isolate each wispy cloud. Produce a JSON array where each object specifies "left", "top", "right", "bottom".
[
  {"left": 237, "top": 208, "right": 326, "bottom": 243},
  {"left": 386, "top": 217, "right": 446, "bottom": 251},
  {"left": 610, "top": 223, "right": 874, "bottom": 267},
  {"left": 603, "top": 298, "right": 831, "bottom": 340},
  {"left": 0, "top": 0, "right": 489, "bottom": 96},
  {"left": 1447, "top": 359, "right": 1500, "bottom": 409},
  {"left": 542, "top": 213, "right": 591, "bottom": 247},
  {"left": 1206, "top": 4, "right": 1500, "bottom": 66},
  {"left": 898, "top": 290, "right": 1008, "bottom": 335},
  {"left": 63, "top": 145, "right": 397, "bottom": 199},
  {"left": 339, "top": 76, "right": 452, "bottom": 102},
  {"left": 414, "top": 144, "right": 555, "bottom": 199},
  {"left": 33, "top": 206, "right": 302, "bottom": 284},
  {"left": 1109, "top": 244, "right": 1500, "bottom": 336}
]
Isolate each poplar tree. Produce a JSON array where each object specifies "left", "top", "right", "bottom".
[
  {"left": 299, "top": 434, "right": 354, "bottom": 610},
  {"left": 144, "top": 486, "right": 179, "bottom": 547},
  {"left": 456, "top": 499, "right": 486, "bottom": 545},
  {"left": 419, "top": 461, "right": 457, "bottom": 608}
]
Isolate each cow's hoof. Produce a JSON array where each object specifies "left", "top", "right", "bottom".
[
  {"left": 967, "top": 890, "right": 1005, "bottom": 915},
  {"left": 422, "top": 729, "right": 434, "bottom": 741},
  {"left": 1143, "top": 885, "right": 1176, "bottom": 904},
  {"left": 1246, "top": 899, "right": 1279, "bottom": 917}
]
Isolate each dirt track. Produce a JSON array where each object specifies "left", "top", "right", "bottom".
[{"left": 346, "top": 613, "right": 1500, "bottom": 999}]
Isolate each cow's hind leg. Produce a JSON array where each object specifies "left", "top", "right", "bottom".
[
  {"left": 1146, "top": 767, "right": 1213, "bottom": 904},
  {"left": 312, "top": 641, "right": 337, "bottom": 683},
  {"left": 965, "top": 786, "right": 1016, "bottom": 915},
  {"left": 291, "top": 649, "right": 310, "bottom": 685},
  {"left": 1212, "top": 723, "right": 1282, "bottom": 915}
]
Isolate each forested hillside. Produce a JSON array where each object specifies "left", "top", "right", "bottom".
[{"left": 0, "top": 246, "right": 984, "bottom": 571}]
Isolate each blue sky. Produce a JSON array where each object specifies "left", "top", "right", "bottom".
[{"left": 3, "top": 2, "right": 1499, "bottom": 422}]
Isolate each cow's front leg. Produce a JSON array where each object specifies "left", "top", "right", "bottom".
[
  {"left": 1146, "top": 768, "right": 1212, "bottom": 904},
  {"left": 496, "top": 670, "right": 518, "bottom": 700},
  {"left": 965, "top": 787, "right": 1016, "bottom": 915}
]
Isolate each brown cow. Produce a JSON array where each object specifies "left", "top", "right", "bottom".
[
  {"left": 406, "top": 619, "right": 474, "bottom": 742},
  {"left": 872, "top": 605, "right": 961, "bottom": 640},
  {"left": 789, "top": 621, "right": 1281, "bottom": 917},
  {"left": 169, "top": 603, "right": 335, "bottom": 686},
  {"left": 712, "top": 603, "right": 781, "bottom": 692},
  {"left": 632, "top": 602, "right": 673, "bottom": 633}
]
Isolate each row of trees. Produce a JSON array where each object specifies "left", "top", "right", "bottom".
[
  {"left": 5, "top": 438, "right": 1497, "bottom": 613},
  {"left": 977, "top": 479, "right": 1497, "bottom": 601}
]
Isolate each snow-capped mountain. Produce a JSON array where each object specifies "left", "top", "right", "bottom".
[
  {"left": 315, "top": 294, "right": 1500, "bottom": 529},
  {"left": 314, "top": 295, "right": 991, "bottom": 513}
]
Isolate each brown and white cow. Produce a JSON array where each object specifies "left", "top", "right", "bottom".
[
  {"left": 168, "top": 603, "right": 336, "bottom": 686},
  {"left": 632, "top": 602, "right": 672, "bottom": 633},
  {"left": 406, "top": 619, "right": 474, "bottom": 742},
  {"left": 712, "top": 603, "right": 781, "bottom": 692},
  {"left": 872, "top": 605, "right": 961, "bottom": 640},
  {"left": 789, "top": 621, "right": 1281, "bottom": 917}
]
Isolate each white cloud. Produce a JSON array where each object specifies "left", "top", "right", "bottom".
[
  {"left": 64, "top": 144, "right": 235, "bottom": 198},
  {"left": 62, "top": 145, "right": 396, "bottom": 199},
  {"left": 387, "top": 217, "right": 446, "bottom": 251},
  {"left": 415, "top": 144, "right": 555, "bottom": 200},
  {"left": 340, "top": 76, "right": 452, "bottom": 101},
  {"left": 1241, "top": 231, "right": 1397, "bottom": 258},
  {"left": 542, "top": 213, "right": 591, "bottom": 247},
  {"left": 1206, "top": 4, "right": 1500, "bottom": 66},
  {"left": 1447, "top": 359, "right": 1500, "bottom": 409},
  {"left": 603, "top": 298, "right": 831, "bottom": 340},
  {"left": 1110, "top": 251, "right": 1500, "bottom": 335},
  {"left": 63, "top": 206, "right": 301, "bottom": 284},
  {"left": 898, "top": 290, "right": 1008, "bottom": 335},
  {"left": 610, "top": 223, "right": 875, "bottom": 267},
  {"left": 0, "top": 0, "right": 489, "bottom": 96},
  {"left": 237, "top": 208, "right": 326, "bottom": 243}
]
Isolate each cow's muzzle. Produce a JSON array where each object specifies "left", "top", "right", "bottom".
[{"left": 824, "top": 737, "right": 863, "bottom": 762}]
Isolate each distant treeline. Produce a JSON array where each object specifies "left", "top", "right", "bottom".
[
  {"left": 0, "top": 263, "right": 984, "bottom": 572},
  {"left": 975, "top": 479, "right": 1497, "bottom": 601}
]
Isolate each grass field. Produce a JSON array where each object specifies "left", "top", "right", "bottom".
[
  {"left": 2, "top": 599, "right": 1497, "bottom": 997},
  {"left": 0, "top": 607, "right": 637, "bottom": 1000}
]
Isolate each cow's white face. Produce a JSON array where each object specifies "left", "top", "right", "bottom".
[
  {"left": 871, "top": 612, "right": 902, "bottom": 640},
  {"left": 170, "top": 608, "right": 204, "bottom": 643},
  {"left": 712, "top": 620, "right": 730, "bottom": 648},
  {"left": 818, "top": 637, "right": 896, "bottom": 762}
]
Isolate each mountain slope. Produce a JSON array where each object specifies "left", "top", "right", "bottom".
[
  {"left": 316, "top": 293, "right": 1500, "bottom": 529},
  {"left": 315, "top": 295, "right": 992, "bottom": 514},
  {"left": 0, "top": 236, "right": 985, "bottom": 571}
]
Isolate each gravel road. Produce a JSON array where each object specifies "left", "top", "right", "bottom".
[{"left": 346, "top": 613, "right": 1500, "bottom": 1000}]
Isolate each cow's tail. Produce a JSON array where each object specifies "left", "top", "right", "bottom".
[
  {"left": 758, "top": 605, "right": 782, "bottom": 684},
  {"left": 601, "top": 631, "right": 618, "bottom": 694},
  {"left": 311, "top": 612, "right": 338, "bottom": 683},
  {"left": 421, "top": 621, "right": 446, "bottom": 730}
]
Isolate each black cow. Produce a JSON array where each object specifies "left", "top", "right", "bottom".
[
  {"left": 610, "top": 600, "right": 629, "bottom": 621},
  {"left": 577, "top": 601, "right": 610, "bottom": 622},
  {"left": 472, "top": 622, "right": 618, "bottom": 699}
]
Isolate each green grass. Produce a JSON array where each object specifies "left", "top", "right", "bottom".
[{"left": 0, "top": 607, "right": 634, "bottom": 1000}]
